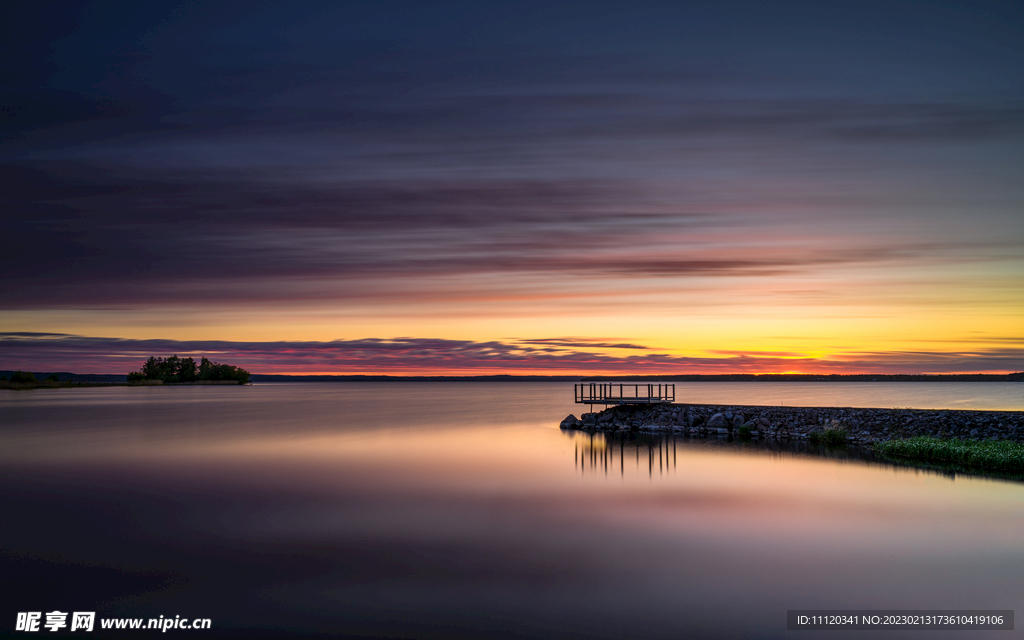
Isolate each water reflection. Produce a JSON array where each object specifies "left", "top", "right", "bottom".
[
  {"left": 565, "top": 428, "right": 1024, "bottom": 485},
  {"left": 4, "top": 384, "right": 1024, "bottom": 639},
  {"left": 574, "top": 430, "right": 679, "bottom": 478}
]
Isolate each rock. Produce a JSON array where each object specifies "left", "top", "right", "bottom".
[
  {"left": 707, "top": 413, "right": 728, "bottom": 428},
  {"left": 556, "top": 404, "right": 1024, "bottom": 443}
]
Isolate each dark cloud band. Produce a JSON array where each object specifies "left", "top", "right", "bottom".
[{"left": 2, "top": 333, "right": 1021, "bottom": 375}]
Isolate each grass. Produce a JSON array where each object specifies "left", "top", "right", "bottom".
[
  {"left": 808, "top": 421, "right": 849, "bottom": 446},
  {"left": 874, "top": 436, "right": 1024, "bottom": 471}
]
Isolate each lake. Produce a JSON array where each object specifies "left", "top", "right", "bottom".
[{"left": 1, "top": 382, "right": 1022, "bottom": 638}]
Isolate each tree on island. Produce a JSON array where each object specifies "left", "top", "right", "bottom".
[{"left": 127, "top": 356, "right": 250, "bottom": 384}]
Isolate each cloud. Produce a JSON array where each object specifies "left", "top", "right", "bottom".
[
  {"left": 7, "top": 157, "right": 1013, "bottom": 310},
  {"left": 516, "top": 338, "right": 651, "bottom": 350},
  {"left": 2, "top": 333, "right": 1021, "bottom": 375},
  {"left": 707, "top": 350, "right": 808, "bottom": 358},
  {"left": 2, "top": 0, "right": 1022, "bottom": 350}
]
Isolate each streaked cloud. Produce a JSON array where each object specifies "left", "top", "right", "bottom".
[
  {"left": 2, "top": 333, "right": 1021, "bottom": 376},
  {"left": 1, "top": 2, "right": 1022, "bottom": 373},
  {"left": 516, "top": 338, "right": 650, "bottom": 350},
  {"left": 3, "top": 160, "right": 1016, "bottom": 310}
]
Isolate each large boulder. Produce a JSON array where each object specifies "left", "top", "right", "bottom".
[
  {"left": 560, "top": 414, "right": 579, "bottom": 428},
  {"left": 707, "top": 413, "right": 728, "bottom": 428}
]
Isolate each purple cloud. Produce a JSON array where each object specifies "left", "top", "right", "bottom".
[{"left": 2, "top": 333, "right": 1021, "bottom": 375}]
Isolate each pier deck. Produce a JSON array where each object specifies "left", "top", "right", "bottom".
[{"left": 575, "top": 382, "right": 675, "bottom": 409}]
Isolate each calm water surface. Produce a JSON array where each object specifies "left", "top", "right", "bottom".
[{"left": 1, "top": 382, "right": 1022, "bottom": 639}]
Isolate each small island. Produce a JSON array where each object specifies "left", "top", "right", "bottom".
[{"left": 128, "top": 355, "right": 251, "bottom": 385}]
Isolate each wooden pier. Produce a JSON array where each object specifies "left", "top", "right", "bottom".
[{"left": 575, "top": 382, "right": 675, "bottom": 410}]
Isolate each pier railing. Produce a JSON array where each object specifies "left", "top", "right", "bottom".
[{"left": 575, "top": 382, "right": 675, "bottom": 407}]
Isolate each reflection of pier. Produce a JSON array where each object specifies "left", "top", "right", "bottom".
[
  {"left": 575, "top": 382, "right": 674, "bottom": 412},
  {"left": 566, "top": 428, "right": 1024, "bottom": 484},
  {"left": 574, "top": 431, "right": 678, "bottom": 478}
]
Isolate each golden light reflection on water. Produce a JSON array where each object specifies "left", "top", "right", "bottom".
[
  {"left": 564, "top": 429, "right": 1024, "bottom": 555},
  {"left": 9, "top": 411, "right": 1020, "bottom": 554},
  {"left": 2, "top": 384, "right": 1023, "bottom": 637}
]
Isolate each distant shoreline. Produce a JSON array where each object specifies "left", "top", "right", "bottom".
[
  {"left": 580, "top": 373, "right": 1024, "bottom": 382},
  {"left": 2, "top": 371, "right": 1022, "bottom": 385},
  {"left": 0, "top": 380, "right": 245, "bottom": 389},
  {"left": 250, "top": 373, "right": 1023, "bottom": 382}
]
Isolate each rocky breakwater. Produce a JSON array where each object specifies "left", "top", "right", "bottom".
[{"left": 559, "top": 403, "right": 1024, "bottom": 445}]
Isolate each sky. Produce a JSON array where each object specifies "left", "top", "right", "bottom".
[{"left": 1, "top": 0, "right": 1022, "bottom": 375}]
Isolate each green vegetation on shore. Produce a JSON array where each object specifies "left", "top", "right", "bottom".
[
  {"left": 874, "top": 436, "right": 1024, "bottom": 471},
  {"left": 808, "top": 422, "right": 850, "bottom": 446},
  {"left": 127, "top": 356, "right": 250, "bottom": 384}
]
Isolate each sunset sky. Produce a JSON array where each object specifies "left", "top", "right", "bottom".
[{"left": 2, "top": 1, "right": 1022, "bottom": 375}]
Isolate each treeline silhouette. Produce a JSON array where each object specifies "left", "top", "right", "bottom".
[
  {"left": 0, "top": 371, "right": 59, "bottom": 383},
  {"left": 582, "top": 373, "right": 1024, "bottom": 382},
  {"left": 128, "top": 356, "right": 250, "bottom": 384}
]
